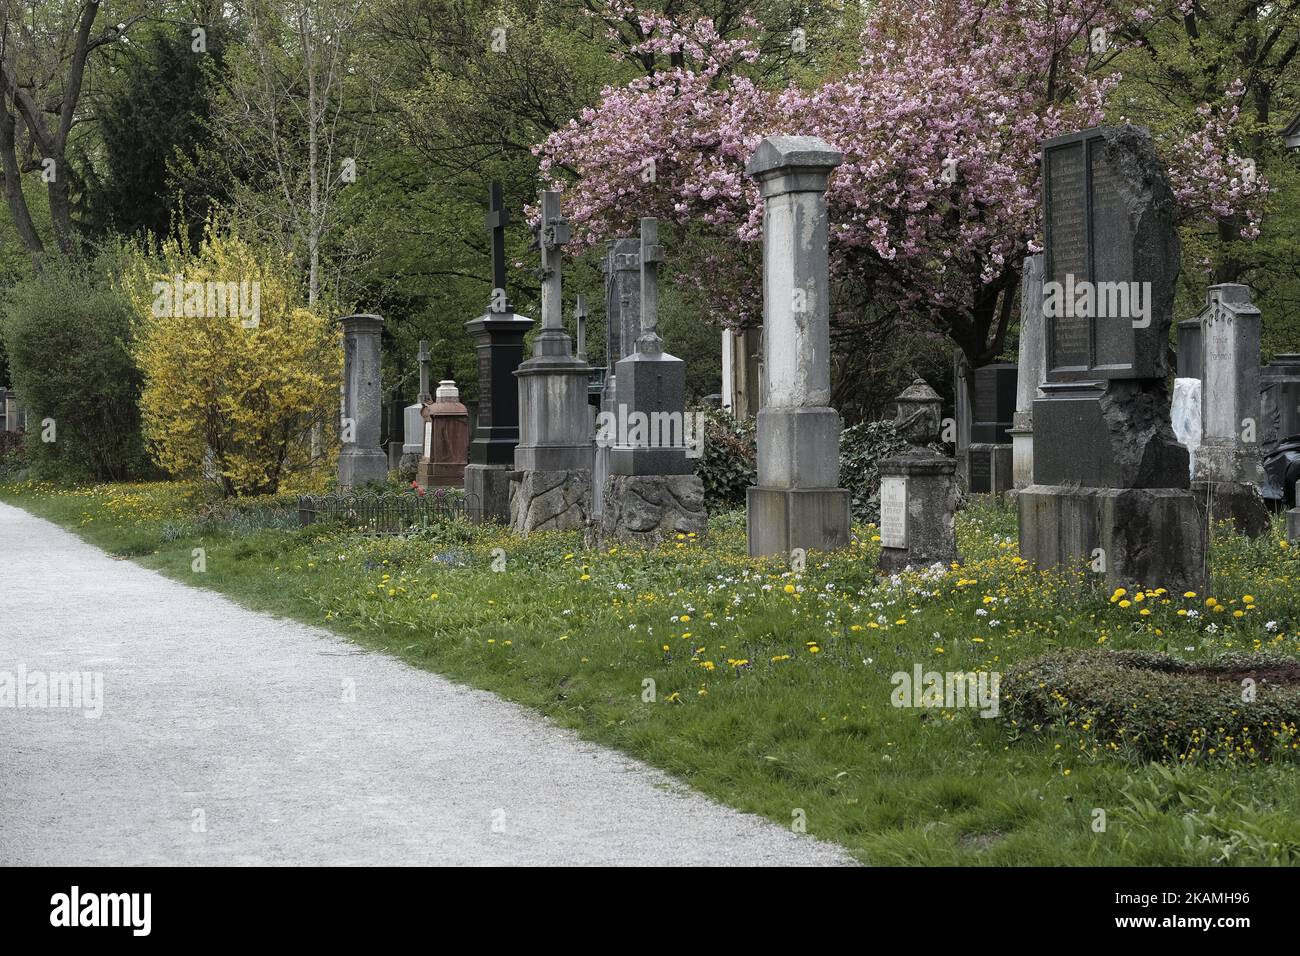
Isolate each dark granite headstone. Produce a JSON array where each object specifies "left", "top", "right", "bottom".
[
  {"left": 1261, "top": 354, "right": 1300, "bottom": 452},
  {"left": 1042, "top": 127, "right": 1177, "bottom": 383},
  {"left": 1177, "top": 319, "right": 1202, "bottom": 379},
  {"left": 972, "top": 363, "right": 1017, "bottom": 444},
  {"left": 1021, "top": 125, "right": 1204, "bottom": 592}
]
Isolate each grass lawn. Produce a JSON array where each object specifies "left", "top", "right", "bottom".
[{"left": 4, "top": 477, "right": 1300, "bottom": 865}]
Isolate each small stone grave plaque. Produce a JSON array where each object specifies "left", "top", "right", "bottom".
[{"left": 880, "top": 476, "right": 909, "bottom": 549}]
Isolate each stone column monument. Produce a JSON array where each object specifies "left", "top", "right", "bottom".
[
  {"left": 1191, "top": 284, "right": 1269, "bottom": 536},
  {"left": 743, "top": 135, "right": 850, "bottom": 557},
  {"left": 338, "top": 313, "right": 388, "bottom": 488},
  {"left": 600, "top": 218, "right": 707, "bottom": 544},
  {"left": 465, "top": 183, "right": 534, "bottom": 522},
  {"left": 1010, "top": 254, "right": 1046, "bottom": 489},
  {"left": 509, "top": 189, "right": 593, "bottom": 534},
  {"left": 877, "top": 379, "right": 960, "bottom": 573},
  {"left": 1018, "top": 125, "right": 1205, "bottom": 592},
  {"left": 1288, "top": 481, "right": 1300, "bottom": 544}
]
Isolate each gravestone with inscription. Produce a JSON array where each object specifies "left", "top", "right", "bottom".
[
  {"left": 966, "top": 362, "right": 1016, "bottom": 494},
  {"left": 744, "top": 136, "right": 851, "bottom": 557},
  {"left": 509, "top": 189, "right": 594, "bottom": 535},
  {"left": 338, "top": 313, "right": 389, "bottom": 488},
  {"left": 877, "top": 379, "right": 960, "bottom": 573},
  {"left": 1010, "top": 254, "right": 1047, "bottom": 489},
  {"left": 599, "top": 218, "right": 707, "bottom": 544},
  {"left": 1190, "top": 284, "right": 1268, "bottom": 536},
  {"left": 465, "top": 183, "right": 534, "bottom": 522},
  {"left": 1018, "top": 125, "right": 1205, "bottom": 592}
]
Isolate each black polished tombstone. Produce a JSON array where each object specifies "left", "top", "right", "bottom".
[
  {"left": 463, "top": 182, "right": 535, "bottom": 521},
  {"left": 967, "top": 362, "right": 1017, "bottom": 493}
]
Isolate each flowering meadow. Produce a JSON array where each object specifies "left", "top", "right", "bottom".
[{"left": 5, "top": 479, "right": 1300, "bottom": 864}]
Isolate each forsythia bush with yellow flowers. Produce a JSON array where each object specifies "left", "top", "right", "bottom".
[{"left": 125, "top": 226, "right": 340, "bottom": 496}]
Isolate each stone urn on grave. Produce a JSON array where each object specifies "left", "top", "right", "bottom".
[
  {"left": 876, "top": 379, "right": 961, "bottom": 574},
  {"left": 417, "top": 377, "right": 470, "bottom": 490}
]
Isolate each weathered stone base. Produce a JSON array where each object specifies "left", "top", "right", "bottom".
[
  {"left": 1010, "top": 426, "right": 1033, "bottom": 490},
  {"left": 600, "top": 474, "right": 707, "bottom": 545},
  {"left": 509, "top": 469, "right": 592, "bottom": 535},
  {"left": 747, "top": 486, "right": 850, "bottom": 558},
  {"left": 416, "top": 460, "right": 465, "bottom": 491},
  {"left": 465, "top": 463, "right": 512, "bottom": 523},
  {"left": 338, "top": 448, "right": 389, "bottom": 489},
  {"left": 1191, "top": 480, "right": 1270, "bottom": 538},
  {"left": 877, "top": 456, "right": 960, "bottom": 574},
  {"left": 1288, "top": 507, "right": 1300, "bottom": 544},
  {"left": 1017, "top": 484, "right": 1206, "bottom": 593}
]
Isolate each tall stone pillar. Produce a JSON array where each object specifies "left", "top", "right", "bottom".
[
  {"left": 1010, "top": 254, "right": 1045, "bottom": 489},
  {"left": 744, "top": 135, "right": 850, "bottom": 557},
  {"left": 338, "top": 313, "right": 388, "bottom": 488},
  {"left": 1192, "top": 284, "right": 1269, "bottom": 536}
]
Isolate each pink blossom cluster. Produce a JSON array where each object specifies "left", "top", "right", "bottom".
[{"left": 538, "top": 0, "right": 1262, "bottom": 329}]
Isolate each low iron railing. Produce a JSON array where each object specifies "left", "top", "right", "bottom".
[{"left": 297, "top": 491, "right": 477, "bottom": 534}]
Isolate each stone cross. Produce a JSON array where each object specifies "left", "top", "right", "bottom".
[
  {"left": 637, "top": 217, "right": 665, "bottom": 353},
  {"left": 486, "top": 182, "right": 510, "bottom": 313},
  {"left": 575, "top": 293, "right": 588, "bottom": 362},
  {"left": 534, "top": 189, "right": 570, "bottom": 332},
  {"left": 417, "top": 339, "right": 432, "bottom": 403}
]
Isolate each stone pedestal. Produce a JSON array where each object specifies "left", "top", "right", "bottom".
[
  {"left": 509, "top": 469, "right": 591, "bottom": 534},
  {"left": 1010, "top": 426, "right": 1034, "bottom": 489},
  {"left": 1018, "top": 485, "right": 1206, "bottom": 592},
  {"left": 1288, "top": 501, "right": 1300, "bottom": 544},
  {"left": 877, "top": 458, "right": 960, "bottom": 573},
  {"left": 1191, "top": 480, "right": 1270, "bottom": 538},
  {"left": 338, "top": 313, "right": 389, "bottom": 488},
  {"left": 601, "top": 474, "right": 706, "bottom": 544},
  {"left": 744, "top": 136, "right": 849, "bottom": 557}
]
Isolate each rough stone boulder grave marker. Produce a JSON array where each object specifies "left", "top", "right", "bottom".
[
  {"left": 599, "top": 218, "right": 707, "bottom": 544},
  {"left": 1017, "top": 125, "right": 1206, "bottom": 593},
  {"left": 465, "top": 182, "right": 535, "bottom": 522},
  {"left": 417, "top": 373, "right": 470, "bottom": 490},
  {"left": 338, "top": 313, "right": 389, "bottom": 488},
  {"left": 508, "top": 189, "right": 593, "bottom": 534},
  {"left": 877, "top": 379, "right": 960, "bottom": 573},
  {"left": 743, "top": 135, "right": 851, "bottom": 557},
  {"left": 1009, "top": 254, "right": 1046, "bottom": 489},
  {"left": 1190, "top": 284, "right": 1269, "bottom": 536},
  {"left": 965, "top": 361, "right": 1017, "bottom": 495},
  {"left": 400, "top": 339, "right": 434, "bottom": 475}
]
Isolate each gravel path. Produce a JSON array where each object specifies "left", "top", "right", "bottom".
[{"left": 0, "top": 502, "right": 852, "bottom": 866}]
